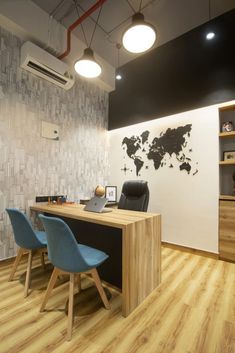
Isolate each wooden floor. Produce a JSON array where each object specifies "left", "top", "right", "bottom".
[{"left": 0, "top": 247, "right": 234, "bottom": 353}]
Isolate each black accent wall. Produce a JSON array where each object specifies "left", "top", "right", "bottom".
[{"left": 109, "top": 9, "right": 235, "bottom": 130}]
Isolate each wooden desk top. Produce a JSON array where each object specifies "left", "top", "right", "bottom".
[{"left": 30, "top": 203, "right": 160, "bottom": 230}]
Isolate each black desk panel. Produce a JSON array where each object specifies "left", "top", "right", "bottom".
[{"left": 45, "top": 213, "right": 122, "bottom": 289}]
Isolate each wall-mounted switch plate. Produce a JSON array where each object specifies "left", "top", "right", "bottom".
[{"left": 41, "top": 121, "right": 59, "bottom": 140}]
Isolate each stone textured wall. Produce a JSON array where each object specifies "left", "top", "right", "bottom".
[{"left": 0, "top": 26, "right": 109, "bottom": 259}]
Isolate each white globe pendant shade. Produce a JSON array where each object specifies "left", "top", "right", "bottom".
[
  {"left": 122, "top": 13, "right": 156, "bottom": 54},
  {"left": 74, "top": 48, "right": 102, "bottom": 78}
]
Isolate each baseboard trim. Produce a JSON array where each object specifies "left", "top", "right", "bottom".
[
  {"left": 1, "top": 243, "right": 220, "bottom": 265},
  {"left": 0, "top": 252, "right": 32, "bottom": 264},
  {"left": 0, "top": 256, "right": 16, "bottom": 264},
  {"left": 162, "top": 242, "right": 219, "bottom": 259},
  {"left": 219, "top": 256, "right": 235, "bottom": 264}
]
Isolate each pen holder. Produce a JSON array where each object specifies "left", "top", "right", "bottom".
[{"left": 57, "top": 196, "right": 67, "bottom": 204}]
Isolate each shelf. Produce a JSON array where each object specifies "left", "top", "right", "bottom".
[
  {"left": 219, "top": 104, "right": 235, "bottom": 112},
  {"left": 219, "top": 160, "right": 235, "bottom": 165},
  {"left": 219, "top": 131, "right": 235, "bottom": 138},
  {"left": 220, "top": 195, "right": 235, "bottom": 201}
]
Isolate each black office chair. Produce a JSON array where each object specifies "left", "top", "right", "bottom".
[{"left": 118, "top": 180, "right": 149, "bottom": 212}]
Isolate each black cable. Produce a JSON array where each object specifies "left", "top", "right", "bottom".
[
  {"left": 57, "top": 0, "right": 157, "bottom": 49},
  {"left": 139, "top": 0, "right": 143, "bottom": 12},
  {"left": 73, "top": 0, "right": 89, "bottom": 47},
  {"left": 118, "top": 43, "right": 123, "bottom": 69},
  {"left": 107, "top": 15, "right": 132, "bottom": 35},
  {"left": 75, "top": 2, "right": 109, "bottom": 35},
  {"left": 126, "top": 0, "right": 136, "bottom": 13},
  {"left": 71, "top": 0, "right": 158, "bottom": 38},
  {"left": 107, "top": 0, "right": 159, "bottom": 35},
  {"left": 49, "top": 0, "right": 66, "bottom": 17},
  {"left": 89, "top": 5, "right": 103, "bottom": 48},
  {"left": 208, "top": 0, "right": 211, "bottom": 20}
]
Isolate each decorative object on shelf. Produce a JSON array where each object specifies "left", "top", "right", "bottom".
[
  {"left": 105, "top": 186, "right": 117, "bottom": 202},
  {"left": 222, "top": 121, "right": 234, "bottom": 132},
  {"left": 223, "top": 151, "right": 235, "bottom": 161},
  {"left": 233, "top": 172, "right": 235, "bottom": 194},
  {"left": 94, "top": 185, "right": 105, "bottom": 197}
]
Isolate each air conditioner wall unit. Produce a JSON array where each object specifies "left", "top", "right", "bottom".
[{"left": 20, "top": 41, "right": 75, "bottom": 90}]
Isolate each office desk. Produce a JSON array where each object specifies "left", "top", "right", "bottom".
[{"left": 30, "top": 203, "right": 161, "bottom": 317}]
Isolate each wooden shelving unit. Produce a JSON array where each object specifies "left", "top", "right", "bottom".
[
  {"left": 219, "top": 194, "right": 235, "bottom": 201},
  {"left": 219, "top": 160, "right": 235, "bottom": 165},
  {"left": 219, "top": 104, "right": 235, "bottom": 262},
  {"left": 219, "top": 104, "right": 235, "bottom": 112},
  {"left": 219, "top": 131, "right": 235, "bottom": 138}
]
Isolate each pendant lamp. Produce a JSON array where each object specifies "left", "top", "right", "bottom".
[
  {"left": 74, "top": 48, "right": 102, "bottom": 78},
  {"left": 122, "top": 12, "right": 156, "bottom": 54},
  {"left": 73, "top": 1, "right": 102, "bottom": 78}
]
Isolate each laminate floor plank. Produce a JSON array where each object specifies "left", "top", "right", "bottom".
[{"left": 0, "top": 247, "right": 234, "bottom": 353}]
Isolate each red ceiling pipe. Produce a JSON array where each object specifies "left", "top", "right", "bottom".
[{"left": 58, "top": 0, "right": 107, "bottom": 60}]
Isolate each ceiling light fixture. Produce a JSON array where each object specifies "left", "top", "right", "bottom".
[
  {"left": 74, "top": 0, "right": 103, "bottom": 78},
  {"left": 74, "top": 48, "right": 101, "bottom": 78},
  {"left": 122, "top": 1, "right": 156, "bottom": 54},
  {"left": 206, "top": 32, "right": 215, "bottom": 40},
  {"left": 115, "top": 43, "right": 122, "bottom": 80},
  {"left": 122, "top": 12, "right": 156, "bottom": 53}
]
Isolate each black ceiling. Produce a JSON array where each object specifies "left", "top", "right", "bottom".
[{"left": 109, "top": 9, "right": 235, "bottom": 130}]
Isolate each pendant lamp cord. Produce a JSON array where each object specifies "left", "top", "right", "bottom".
[
  {"left": 126, "top": 0, "right": 136, "bottom": 13},
  {"left": 116, "top": 43, "right": 121, "bottom": 69},
  {"left": 89, "top": 5, "right": 103, "bottom": 48},
  {"left": 74, "top": 0, "right": 89, "bottom": 47},
  {"left": 139, "top": 0, "right": 143, "bottom": 11}
]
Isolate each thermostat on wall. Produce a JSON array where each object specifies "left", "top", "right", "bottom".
[{"left": 41, "top": 121, "right": 59, "bottom": 140}]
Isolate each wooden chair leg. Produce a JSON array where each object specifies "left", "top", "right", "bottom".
[
  {"left": 91, "top": 268, "right": 110, "bottom": 310},
  {"left": 77, "top": 274, "right": 81, "bottom": 293},
  {"left": 40, "top": 267, "right": 60, "bottom": 312},
  {"left": 67, "top": 273, "right": 75, "bottom": 341},
  {"left": 24, "top": 250, "right": 33, "bottom": 298},
  {"left": 40, "top": 250, "right": 46, "bottom": 270},
  {"left": 9, "top": 247, "right": 25, "bottom": 281}
]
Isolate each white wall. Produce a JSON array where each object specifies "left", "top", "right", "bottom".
[{"left": 108, "top": 104, "right": 223, "bottom": 253}]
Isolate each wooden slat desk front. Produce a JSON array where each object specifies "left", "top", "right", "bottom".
[{"left": 30, "top": 203, "right": 161, "bottom": 317}]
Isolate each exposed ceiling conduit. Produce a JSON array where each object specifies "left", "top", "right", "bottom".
[{"left": 58, "top": 0, "right": 107, "bottom": 60}]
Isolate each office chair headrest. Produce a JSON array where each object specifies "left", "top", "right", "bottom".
[{"left": 122, "top": 180, "right": 148, "bottom": 197}]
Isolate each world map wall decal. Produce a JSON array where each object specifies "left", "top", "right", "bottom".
[{"left": 121, "top": 124, "right": 199, "bottom": 176}]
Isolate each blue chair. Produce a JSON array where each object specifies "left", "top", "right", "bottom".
[
  {"left": 39, "top": 214, "right": 110, "bottom": 341},
  {"left": 6, "top": 208, "right": 47, "bottom": 297}
]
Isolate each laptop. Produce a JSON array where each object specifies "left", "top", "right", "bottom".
[{"left": 84, "top": 196, "right": 112, "bottom": 213}]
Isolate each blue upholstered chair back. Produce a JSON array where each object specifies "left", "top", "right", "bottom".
[
  {"left": 39, "top": 215, "right": 90, "bottom": 273},
  {"left": 6, "top": 208, "right": 44, "bottom": 249}
]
